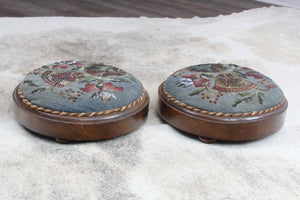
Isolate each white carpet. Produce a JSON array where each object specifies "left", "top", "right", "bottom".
[{"left": 0, "top": 6, "right": 300, "bottom": 200}]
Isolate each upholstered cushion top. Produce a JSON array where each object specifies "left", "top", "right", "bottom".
[
  {"left": 165, "top": 64, "right": 284, "bottom": 113},
  {"left": 20, "top": 61, "right": 143, "bottom": 113}
]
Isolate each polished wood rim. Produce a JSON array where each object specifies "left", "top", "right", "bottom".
[
  {"left": 13, "top": 86, "right": 149, "bottom": 143},
  {"left": 158, "top": 83, "right": 287, "bottom": 143}
]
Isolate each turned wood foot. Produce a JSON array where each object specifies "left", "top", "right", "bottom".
[
  {"left": 55, "top": 138, "right": 71, "bottom": 144},
  {"left": 198, "top": 136, "right": 217, "bottom": 144}
]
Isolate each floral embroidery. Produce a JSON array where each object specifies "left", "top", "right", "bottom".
[
  {"left": 52, "top": 64, "right": 69, "bottom": 69},
  {"left": 188, "top": 63, "right": 227, "bottom": 73},
  {"left": 173, "top": 64, "right": 277, "bottom": 107},
  {"left": 80, "top": 82, "right": 123, "bottom": 103},
  {"left": 41, "top": 70, "right": 85, "bottom": 88},
  {"left": 72, "top": 61, "right": 88, "bottom": 66},
  {"left": 84, "top": 63, "right": 126, "bottom": 77},
  {"left": 80, "top": 83, "right": 100, "bottom": 93},
  {"left": 212, "top": 74, "right": 257, "bottom": 92},
  {"left": 242, "top": 67, "right": 264, "bottom": 79},
  {"left": 22, "top": 61, "right": 137, "bottom": 104}
]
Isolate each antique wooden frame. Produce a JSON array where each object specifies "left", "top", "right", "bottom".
[
  {"left": 13, "top": 85, "right": 149, "bottom": 143},
  {"left": 158, "top": 82, "right": 287, "bottom": 143}
]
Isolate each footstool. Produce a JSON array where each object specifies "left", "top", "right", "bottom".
[
  {"left": 158, "top": 63, "right": 287, "bottom": 143},
  {"left": 13, "top": 61, "right": 149, "bottom": 143}
]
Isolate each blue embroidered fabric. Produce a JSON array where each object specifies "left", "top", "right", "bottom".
[
  {"left": 165, "top": 64, "right": 284, "bottom": 113},
  {"left": 20, "top": 61, "right": 143, "bottom": 113}
]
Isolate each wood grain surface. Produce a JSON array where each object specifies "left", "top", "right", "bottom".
[
  {"left": 0, "top": 0, "right": 274, "bottom": 17},
  {"left": 158, "top": 83, "right": 287, "bottom": 143},
  {"left": 13, "top": 87, "right": 150, "bottom": 143}
]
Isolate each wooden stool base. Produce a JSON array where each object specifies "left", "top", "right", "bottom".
[
  {"left": 158, "top": 84, "right": 287, "bottom": 143},
  {"left": 13, "top": 87, "right": 149, "bottom": 143}
]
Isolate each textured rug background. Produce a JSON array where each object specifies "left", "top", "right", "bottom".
[{"left": 1, "top": 7, "right": 300, "bottom": 200}]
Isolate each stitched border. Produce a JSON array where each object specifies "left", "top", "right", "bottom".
[
  {"left": 17, "top": 85, "right": 146, "bottom": 117},
  {"left": 162, "top": 83, "right": 286, "bottom": 117}
]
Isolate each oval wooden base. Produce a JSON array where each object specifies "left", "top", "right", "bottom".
[
  {"left": 13, "top": 87, "right": 149, "bottom": 143},
  {"left": 158, "top": 84, "right": 287, "bottom": 143}
]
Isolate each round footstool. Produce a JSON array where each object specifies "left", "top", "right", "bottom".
[
  {"left": 13, "top": 61, "right": 149, "bottom": 143},
  {"left": 158, "top": 63, "right": 287, "bottom": 143}
]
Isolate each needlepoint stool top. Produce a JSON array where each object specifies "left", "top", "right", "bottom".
[
  {"left": 19, "top": 61, "right": 144, "bottom": 114},
  {"left": 159, "top": 63, "right": 287, "bottom": 143},
  {"left": 164, "top": 63, "right": 284, "bottom": 114}
]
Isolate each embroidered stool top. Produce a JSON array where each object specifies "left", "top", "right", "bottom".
[
  {"left": 158, "top": 63, "right": 287, "bottom": 143},
  {"left": 14, "top": 61, "right": 149, "bottom": 143},
  {"left": 19, "top": 60, "right": 144, "bottom": 114},
  {"left": 165, "top": 63, "right": 284, "bottom": 114}
]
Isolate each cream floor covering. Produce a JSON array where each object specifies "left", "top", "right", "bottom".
[{"left": 0, "top": 6, "right": 300, "bottom": 200}]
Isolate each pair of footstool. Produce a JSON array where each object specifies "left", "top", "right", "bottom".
[{"left": 13, "top": 61, "right": 287, "bottom": 143}]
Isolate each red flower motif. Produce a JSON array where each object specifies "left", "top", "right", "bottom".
[
  {"left": 52, "top": 64, "right": 69, "bottom": 69},
  {"left": 103, "top": 82, "right": 123, "bottom": 92},
  {"left": 72, "top": 61, "right": 87, "bottom": 66},
  {"left": 182, "top": 73, "right": 198, "bottom": 79},
  {"left": 241, "top": 67, "right": 253, "bottom": 71},
  {"left": 80, "top": 82, "right": 123, "bottom": 93},
  {"left": 192, "top": 78, "right": 210, "bottom": 87},
  {"left": 42, "top": 71, "right": 84, "bottom": 88},
  {"left": 80, "top": 83, "right": 100, "bottom": 93},
  {"left": 246, "top": 72, "right": 263, "bottom": 79},
  {"left": 102, "top": 71, "right": 126, "bottom": 77}
]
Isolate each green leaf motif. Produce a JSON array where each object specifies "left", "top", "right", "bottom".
[
  {"left": 238, "top": 92, "right": 251, "bottom": 97},
  {"left": 232, "top": 70, "right": 247, "bottom": 78},
  {"left": 202, "top": 73, "right": 214, "bottom": 78},
  {"left": 189, "top": 88, "right": 205, "bottom": 96},
  {"left": 258, "top": 95, "right": 263, "bottom": 104},
  {"left": 79, "top": 77, "right": 99, "bottom": 83},
  {"left": 71, "top": 66, "right": 82, "bottom": 71},
  {"left": 42, "top": 65, "right": 49, "bottom": 69},
  {"left": 31, "top": 88, "right": 46, "bottom": 94},
  {"left": 257, "top": 92, "right": 265, "bottom": 97},
  {"left": 110, "top": 78, "right": 130, "bottom": 83},
  {"left": 232, "top": 94, "right": 256, "bottom": 107},
  {"left": 190, "top": 65, "right": 211, "bottom": 72},
  {"left": 24, "top": 80, "right": 39, "bottom": 87}
]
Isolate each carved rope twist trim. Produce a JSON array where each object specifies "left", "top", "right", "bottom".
[
  {"left": 17, "top": 85, "right": 146, "bottom": 117},
  {"left": 163, "top": 83, "right": 285, "bottom": 117}
]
